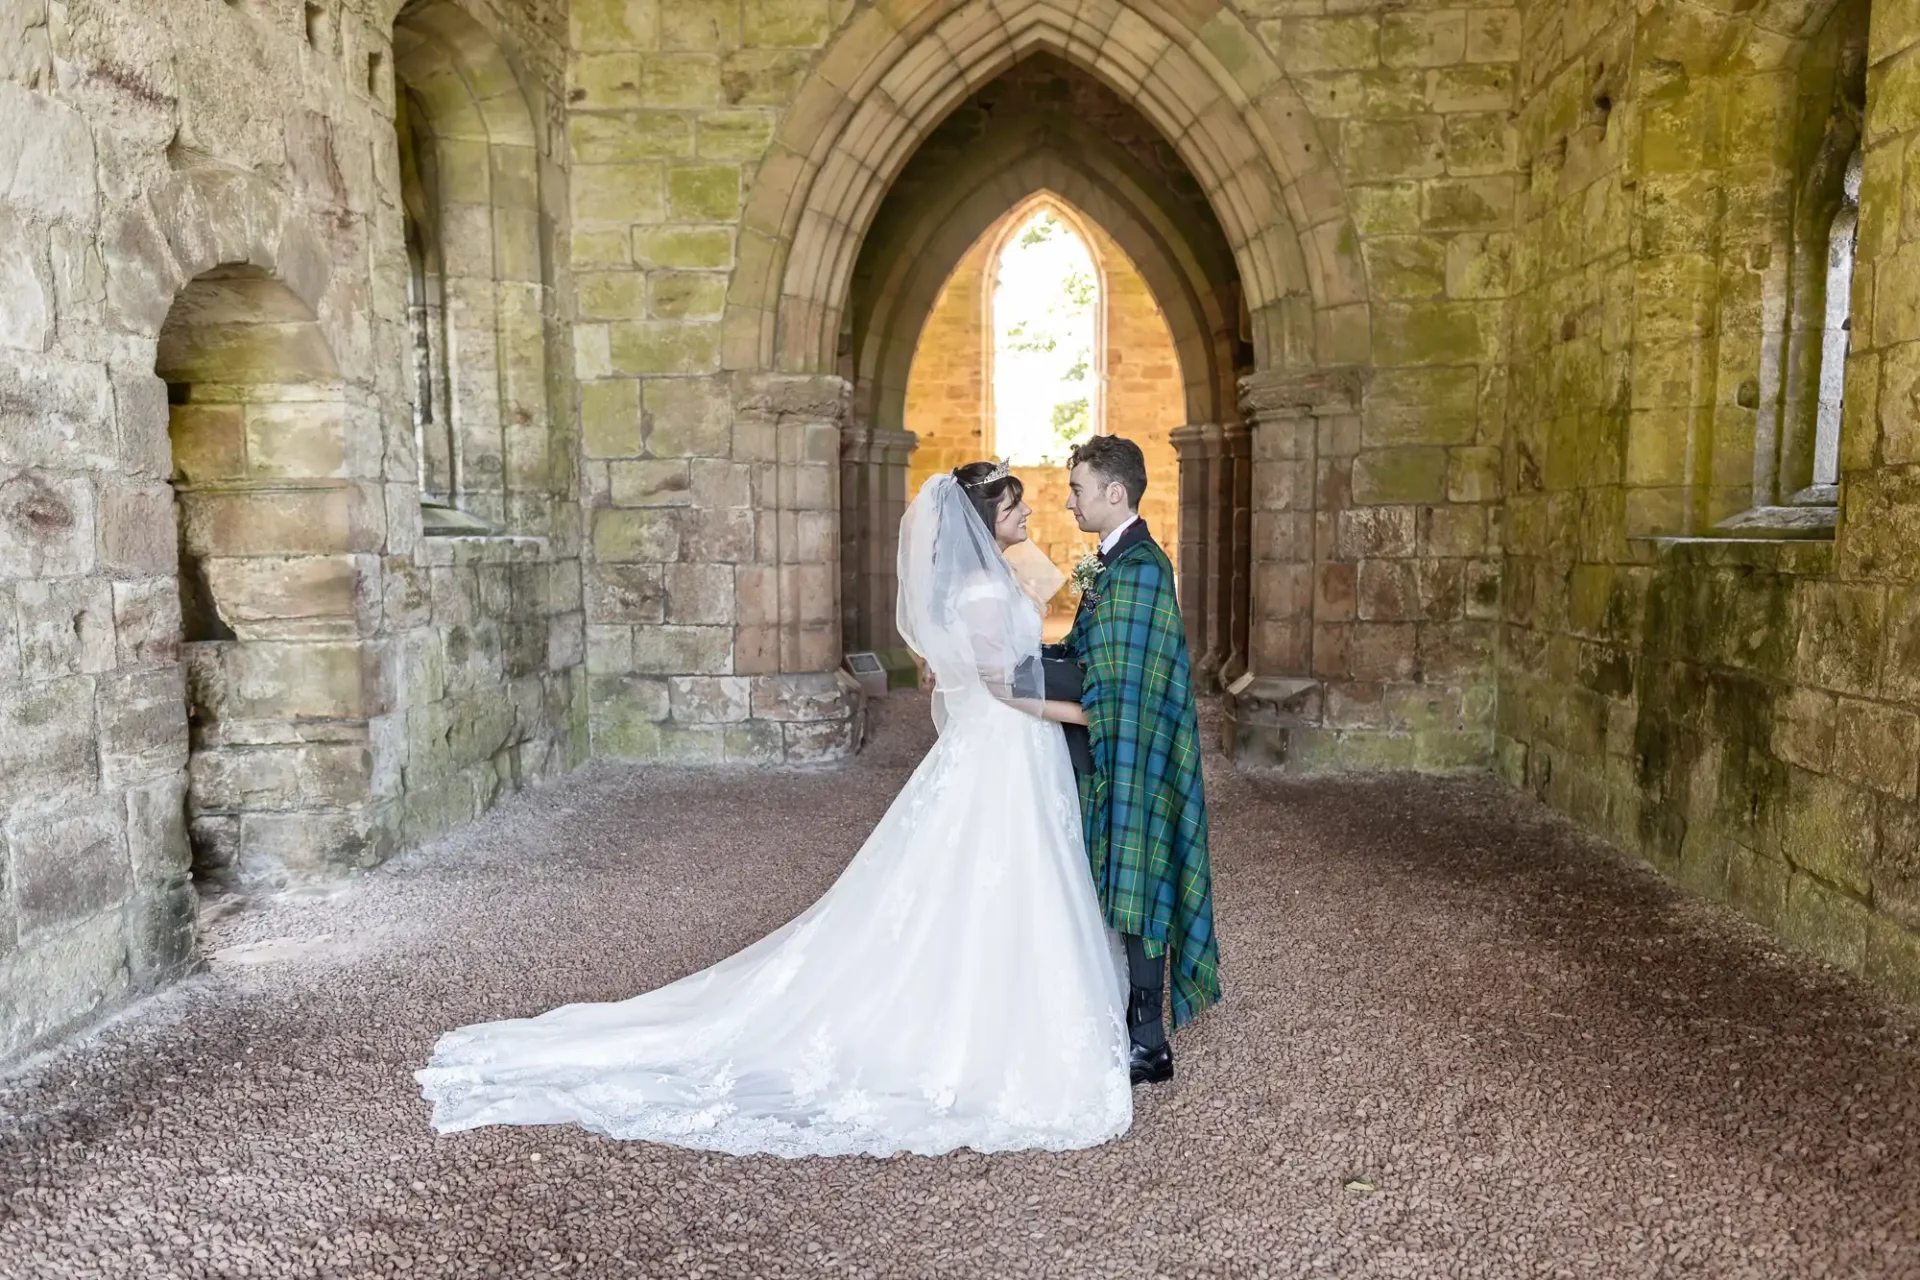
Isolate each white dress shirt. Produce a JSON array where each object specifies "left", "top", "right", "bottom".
[{"left": 1099, "top": 514, "right": 1140, "bottom": 557}]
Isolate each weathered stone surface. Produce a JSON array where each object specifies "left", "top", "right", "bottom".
[
  {"left": 201, "top": 555, "right": 365, "bottom": 639},
  {"left": 98, "top": 667, "right": 189, "bottom": 787},
  {"left": 0, "top": 81, "right": 98, "bottom": 225},
  {"left": 587, "top": 564, "right": 666, "bottom": 624},
  {"left": 663, "top": 563, "right": 734, "bottom": 624},
  {"left": 238, "top": 809, "right": 386, "bottom": 883},
  {"left": 112, "top": 577, "right": 181, "bottom": 669},
  {"left": 124, "top": 772, "right": 191, "bottom": 885},
  {"left": 0, "top": 352, "right": 117, "bottom": 471},
  {"left": 16, "top": 577, "right": 116, "bottom": 678},
  {"left": 669, "top": 675, "right": 749, "bottom": 723},
  {"left": 630, "top": 624, "right": 731, "bottom": 674},
  {"left": 0, "top": 211, "right": 53, "bottom": 351},
  {"left": 0, "top": 470, "right": 95, "bottom": 578},
  {"left": 593, "top": 508, "right": 682, "bottom": 562},
  {"left": 10, "top": 798, "right": 129, "bottom": 936},
  {"left": 643, "top": 376, "right": 731, "bottom": 455},
  {"left": 0, "top": 675, "right": 97, "bottom": 810},
  {"left": 610, "top": 458, "right": 692, "bottom": 506},
  {"left": 186, "top": 639, "right": 369, "bottom": 722},
  {"left": 0, "top": 909, "right": 128, "bottom": 1062}
]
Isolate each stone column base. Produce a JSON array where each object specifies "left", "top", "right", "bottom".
[
  {"left": 1221, "top": 675, "right": 1322, "bottom": 768},
  {"left": 1224, "top": 674, "right": 1493, "bottom": 772},
  {"left": 754, "top": 670, "right": 868, "bottom": 764}
]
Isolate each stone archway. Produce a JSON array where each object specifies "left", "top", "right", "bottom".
[
  {"left": 895, "top": 192, "right": 1187, "bottom": 637},
  {"left": 716, "top": 0, "right": 1367, "bottom": 721},
  {"left": 723, "top": 0, "right": 1367, "bottom": 379},
  {"left": 852, "top": 112, "right": 1241, "bottom": 447},
  {"left": 159, "top": 265, "right": 376, "bottom": 890},
  {"left": 835, "top": 59, "right": 1262, "bottom": 689}
]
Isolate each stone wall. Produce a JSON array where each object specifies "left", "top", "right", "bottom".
[
  {"left": 1221, "top": 0, "right": 1516, "bottom": 772},
  {"left": 568, "top": 0, "right": 862, "bottom": 765},
  {"left": 1498, "top": 0, "right": 1920, "bottom": 1002},
  {"left": 14, "top": 0, "right": 1920, "bottom": 1062},
  {"left": 903, "top": 207, "right": 1185, "bottom": 627},
  {"left": 0, "top": 0, "right": 583, "bottom": 1062}
]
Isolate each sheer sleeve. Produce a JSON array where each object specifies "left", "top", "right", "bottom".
[
  {"left": 952, "top": 581, "right": 1043, "bottom": 712},
  {"left": 897, "top": 478, "right": 1047, "bottom": 729}
]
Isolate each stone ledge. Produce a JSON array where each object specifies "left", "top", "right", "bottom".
[
  {"left": 1710, "top": 503, "right": 1836, "bottom": 539},
  {"left": 1633, "top": 531, "right": 1836, "bottom": 574},
  {"left": 413, "top": 532, "right": 554, "bottom": 567}
]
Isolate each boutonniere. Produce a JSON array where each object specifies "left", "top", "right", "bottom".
[{"left": 1070, "top": 551, "right": 1104, "bottom": 605}]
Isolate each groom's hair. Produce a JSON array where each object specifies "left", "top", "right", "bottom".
[
  {"left": 952, "top": 461, "right": 1024, "bottom": 534},
  {"left": 1068, "top": 435, "right": 1147, "bottom": 510}
]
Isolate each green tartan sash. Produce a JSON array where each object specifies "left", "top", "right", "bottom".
[{"left": 1063, "top": 535, "right": 1220, "bottom": 1027}]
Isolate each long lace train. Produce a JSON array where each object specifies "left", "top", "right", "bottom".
[{"left": 415, "top": 692, "right": 1132, "bottom": 1158}]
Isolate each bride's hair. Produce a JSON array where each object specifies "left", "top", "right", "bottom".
[{"left": 951, "top": 461, "right": 1024, "bottom": 534}]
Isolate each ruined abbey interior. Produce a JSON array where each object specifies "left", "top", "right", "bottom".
[{"left": 2, "top": 0, "right": 1918, "bottom": 1070}]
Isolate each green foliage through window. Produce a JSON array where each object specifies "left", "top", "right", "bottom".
[{"left": 993, "top": 208, "right": 1100, "bottom": 465}]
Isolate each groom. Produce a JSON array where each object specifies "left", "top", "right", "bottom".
[{"left": 1045, "top": 435, "right": 1220, "bottom": 1085}]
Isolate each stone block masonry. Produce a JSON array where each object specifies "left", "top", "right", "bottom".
[
  {"left": 0, "top": 0, "right": 583, "bottom": 1063},
  {"left": 569, "top": 0, "right": 861, "bottom": 763},
  {"left": 10, "top": 0, "right": 1920, "bottom": 1065},
  {"left": 1497, "top": 0, "right": 1920, "bottom": 1006}
]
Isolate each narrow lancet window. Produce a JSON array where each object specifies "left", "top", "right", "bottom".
[
  {"left": 990, "top": 208, "right": 1103, "bottom": 465},
  {"left": 1812, "top": 148, "right": 1861, "bottom": 489}
]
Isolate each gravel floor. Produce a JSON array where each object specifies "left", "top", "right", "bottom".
[{"left": 4, "top": 693, "right": 1919, "bottom": 1279}]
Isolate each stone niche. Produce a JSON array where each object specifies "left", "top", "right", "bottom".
[{"left": 160, "top": 265, "right": 386, "bottom": 888}]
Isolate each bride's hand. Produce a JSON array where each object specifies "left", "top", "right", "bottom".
[{"left": 1042, "top": 699, "right": 1088, "bottom": 726}]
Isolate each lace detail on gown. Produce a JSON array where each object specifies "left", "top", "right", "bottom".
[{"left": 416, "top": 580, "right": 1131, "bottom": 1158}]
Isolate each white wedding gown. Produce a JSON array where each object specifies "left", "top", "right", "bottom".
[{"left": 416, "top": 570, "right": 1132, "bottom": 1156}]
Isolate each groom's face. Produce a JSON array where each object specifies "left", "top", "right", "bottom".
[{"left": 1067, "top": 462, "right": 1129, "bottom": 536}]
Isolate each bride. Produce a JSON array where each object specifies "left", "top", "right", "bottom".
[{"left": 415, "top": 463, "right": 1132, "bottom": 1157}]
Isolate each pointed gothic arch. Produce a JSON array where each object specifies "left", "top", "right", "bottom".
[
  {"left": 723, "top": 0, "right": 1367, "bottom": 381},
  {"left": 837, "top": 84, "right": 1252, "bottom": 683}
]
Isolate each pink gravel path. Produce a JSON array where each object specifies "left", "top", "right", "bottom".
[{"left": 3, "top": 693, "right": 1918, "bottom": 1278}]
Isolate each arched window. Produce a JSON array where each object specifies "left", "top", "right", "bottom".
[
  {"left": 987, "top": 203, "right": 1105, "bottom": 465},
  {"left": 390, "top": 0, "right": 551, "bottom": 536},
  {"left": 395, "top": 83, "right": 454, "bottom": 510},
  {"left": 1734, "top": 0, "right": 1868, "bottom": 525},
  {"left": 1811, "top": 148, "right": 1861, "bottom": 491}
]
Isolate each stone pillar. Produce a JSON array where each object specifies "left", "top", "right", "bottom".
[
  {"left": 1170, "top": 423, "right": 1224, "bottom": 691},
  {"left": 1223, "top": 367, "right": 1362, "bottom": 766},
  {"left": 1219, "top": 418, "right": 1253, "bottom": 687},
  {"left": 840, "top": 422, "right": 917, "bottom": 682},
  {"left": 734, "top": 373, "right": 865, "bottom": 763}
]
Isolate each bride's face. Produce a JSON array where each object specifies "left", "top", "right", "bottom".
[{"left": 994, "top": 491, "right": 1032, "bottom": 548}]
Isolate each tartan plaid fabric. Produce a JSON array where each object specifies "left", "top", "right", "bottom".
[{"left": 1062, "top": 535, "right": 1221, "bottom": 1028}]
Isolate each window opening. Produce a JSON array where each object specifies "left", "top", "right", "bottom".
[
  {"left": 1810, "top": 148, "right": 1861, "bottom": 492},
  {"left": 989, "top": 208, "right": 1103, "bottom": 465}
]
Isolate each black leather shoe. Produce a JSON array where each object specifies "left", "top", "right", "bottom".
[{"left": 1129, "top": 1041, "right": 1173, "bottom": 1086}]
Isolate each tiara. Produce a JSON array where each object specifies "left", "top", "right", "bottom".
[{"left": 959, "top": 459, "right": 1011, "bottom": 488}]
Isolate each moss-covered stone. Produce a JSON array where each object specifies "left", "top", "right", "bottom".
[
  {"left": 580, "top": 378, "right": 641, "bottom": 459},
  {"left": 648, "top": 270, "right": 727, "bottom": 319},
  {"left": 633, "top": 226, "right": 734, "bottom": 269},
  {"left": 609, "top": 320, "right": 721, "bottom": 375},
  {"left": 666, "top": 164, "right": 741, "bottom": 221},
  {"left": 741, "top": 0, "right": 831, "bottom": 49},
  {"left": 1352, "top": 447, "right": 1449, "bottom": 505},
  {"left": 1360, "top": 235, "right": 1447, "bottom": 299}
]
